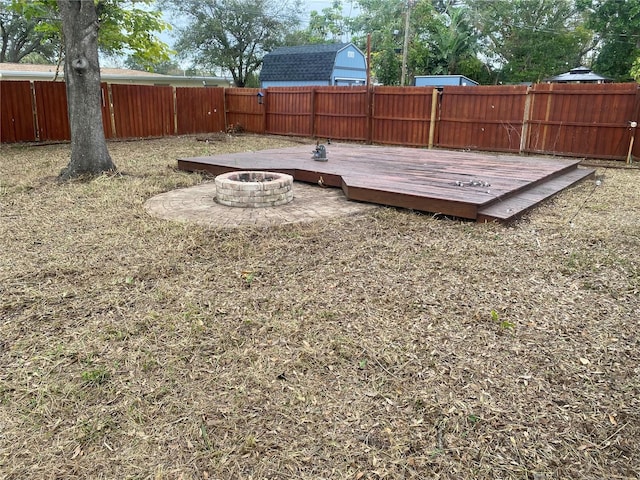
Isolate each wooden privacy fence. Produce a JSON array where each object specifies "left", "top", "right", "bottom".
[
  {"left": 175, "top": 87, "right": 226, "bottom": 135},
  {"left": 1, "top": 80, "right": 35, "bottom": 143},
  {"left": 0, "top": 81, "right": 225, "bottom": 143},
  {"left": 372, "top": 87, "right": 437, "bottom": 146},
  {"left": 222, "top": 83, "right": 640, "bottom": 161},
  {"left": 2, "top": 80, "right": 639, "bottom": 161},
  {"left": 525, "top": 83, "right": 640, "bottom": 160},
  {"left": 439, "top": 85, "right": 529, "bottom": 153}
]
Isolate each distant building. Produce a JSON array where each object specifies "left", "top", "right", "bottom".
[
  {"left": 259, "top": 43, "right": 367, "bottom": 88},
  {"left": 414, "top": 75, "right": 479, "bottom": 88},
  {"left": 0, "top": 63, "right": 233, "bottom": 87},
  {"left": 545, "top": 66, "right": 611, "bottom": 84}
]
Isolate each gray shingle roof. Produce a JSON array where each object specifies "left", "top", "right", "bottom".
[{"left": 259, "top": 43, "right": 350, "bottom": 82}]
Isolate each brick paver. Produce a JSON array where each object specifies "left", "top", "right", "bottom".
[{"left": 144, "top": 181, "right": 378, "bottom": 228}]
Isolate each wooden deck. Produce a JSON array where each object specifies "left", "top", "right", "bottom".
[{"left": 177, "top": 143, "right": 595, "bottom": 223}]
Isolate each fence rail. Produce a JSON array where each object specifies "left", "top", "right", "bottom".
[{"left": 1, "top": 80, "right": 639, "bottom": 161}]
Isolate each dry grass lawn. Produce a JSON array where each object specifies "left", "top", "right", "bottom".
[{"left": 1, "top": 135, "right": 639, "bottom": 479}]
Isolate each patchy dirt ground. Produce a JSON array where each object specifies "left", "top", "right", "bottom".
[{"left": 1, "top": 135, "right": 639, "bottom": 479}]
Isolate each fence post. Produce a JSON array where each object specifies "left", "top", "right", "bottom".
[
  {"left": 172, "top": 86, "right": 178, "bottom": 135},
  {"left": 629, "top": 85, "right": 640, "bottom": 162},
  {"left": 106, "top": 84, "right": 117, "bottom": 138},
  {"left": 428, "top": 88, "right": 438, "bottom": 149},
  {"left": 366, "top": 86, "right": 373, "bottom": 144},
  {"left": 520, "top": 86, "right": 532, "bottom": 154},
  {"left": 261, "top": 89, "right": 267, "bottom": 134},
  {"left": 222, "top": 87, "right": 228, "bottom": 133},
  {"left": 311, "top": 88, "right": 316, "bottom": 138},
  {"left": 30, "top": 81, "right": 40, "bottom": 141},
  {"left": 541, "top": 83, "right": 554, "bottom": 152}
]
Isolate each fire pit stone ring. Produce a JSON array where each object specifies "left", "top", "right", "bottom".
[{"left": 215, "top": 171, "right": 294, "bottom": 208}]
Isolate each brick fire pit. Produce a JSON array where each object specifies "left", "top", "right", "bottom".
[{"left": 214, "top": 171, "right": 294, "bottom": 208}]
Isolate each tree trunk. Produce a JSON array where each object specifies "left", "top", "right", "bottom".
[{"left": 57, "top": 0, "right": 115, "bottom": 179}]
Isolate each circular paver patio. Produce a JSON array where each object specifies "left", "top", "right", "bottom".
[{"left": 145, "top": 181, "right": 378, "bottom": 228}]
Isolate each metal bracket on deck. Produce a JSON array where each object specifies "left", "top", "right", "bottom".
[{"left": 454, "top": 179, "right": 491, "bottom": 188}]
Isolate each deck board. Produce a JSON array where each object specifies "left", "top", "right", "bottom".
[{"left": 178, "top": 143, "right": 594, "bottom": 222}]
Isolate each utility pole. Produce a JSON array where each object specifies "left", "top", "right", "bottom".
[{"left": 400, "top": 0, "right": 413, "bottom": 86}]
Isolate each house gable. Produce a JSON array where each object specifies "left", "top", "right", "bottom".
[
  {"left": 260, "top": 43, "right": 366, "bottom": 87},
  {"left": 332, "top": 44, "right": 367, "bottom": 85}
]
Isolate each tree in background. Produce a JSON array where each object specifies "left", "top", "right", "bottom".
[
  {"left": 93, "top": 0, "right": 172, "bottom": 72},
  {"left": 162, "top": 0, "right": 302, "bottom": 87},
  {"left": 469, "top": 0, "right": 594, "bottom": 84},
  {"left": 633, "top": 61, "right": 640, "bottom": 83},
  {"left": 0, "top": 0, "right": 58, "bottom": 62},
  {"left": 307, "top": 0, "right": 350, "bottom": 42},
  {"left": 124, "top": 56, "right": 181, "bottom": 74},
  {"left": 579, "top": 0, "right": 640, "bottom": 81},
  {"left": 350, "top": 0, "right": 480, "bottom": 85},
  {"left": 348, "top": 0, "right": 599, "bottom": 85},
  {"left": 373, "top": 46, "right": 402, "bottom": 85},
  {"left": 350, "top": 0, "right": 406, "bottom": 84},
  {"left": 285, "top": 0, "right": 352, "bottom": 45},
  {"left": 410, "top": 1, "right": 478, "bottom": 77},
  {"left": 6, "top": 0, "right": 172, "bottom": 70}
]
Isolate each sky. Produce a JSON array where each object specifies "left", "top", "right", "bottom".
[
  {"left": 305, "top": 0, "right": 361, "bottom": 20},
  {"left": 295, "top": 1, "right": 361, "bottom": 39},
  {"left": 103, "top": 1, "right": 361, "bottom": 69},
  {"left": 151, "top": 1, "right": 355, "bottom": 44}
]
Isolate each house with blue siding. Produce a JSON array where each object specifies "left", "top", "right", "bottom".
[
  {"left": 414, "top": 75, "right": 479, "bottom": 88},
  {"left": 259, "top": 43, "right": 367, "bottom": 88}
]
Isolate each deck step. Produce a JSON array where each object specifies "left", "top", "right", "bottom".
[{"left": 477, "top": 167, "right": 595, "bottom": 223}]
